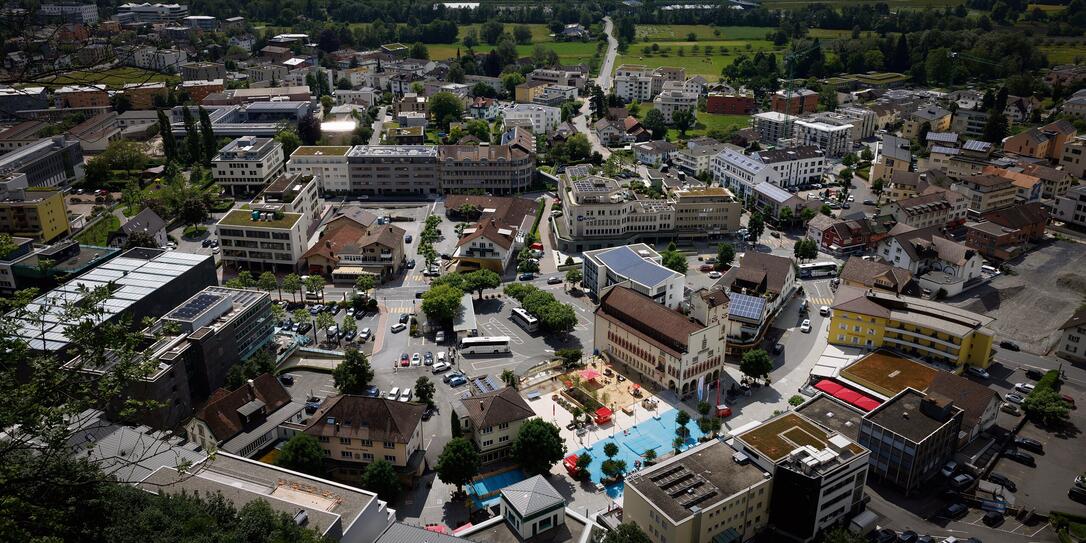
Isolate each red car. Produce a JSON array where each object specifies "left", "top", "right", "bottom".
[
  {"left": 400, "top": 353, "right": 410, "bottom": 367},
  {"left": 699, "top": 264, "right": 715, "bottom": 272}
]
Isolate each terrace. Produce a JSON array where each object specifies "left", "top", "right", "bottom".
[
  {"left": 736, "top": 412, "right": 863, "bottom": 463},
  {"left": 838, "top": 350, "right": 938, "bottom": 399},
  {"left": 218, "top": 209, "right": 300, "bottom": 230}
]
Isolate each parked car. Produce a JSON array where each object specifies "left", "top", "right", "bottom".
[
  {"left": 941, "top": 503, "right": 968, "bottom": 520},
  {"left": 819, "top": 305, "right": 830, "bottom": 316},
  {"left": 391, "top": 322, "right": 407, "bottom": 333},
  {"left": 965, "top": 366, "right": 990, "bottom": 379},
  {"left": 1014, "top": 436, "right": 1044, "bottom": 453},
  {"left": 278, "top": 374, "right": 295, "bottom": 386},
  {"left": 432, "top": 362, "right": 451, "bottom": 374},
  {"left": 1005, "top": 393, "right": 1025, "bottom": 404},
  {"left": 399, "top": 388, "right": 412, "bottom": 402},
  {"left": 951, "top": 473, "right": 975, "bottom": 490},
  {"left": 870, "top": 529, "right": 896, "bottom": 543},
  {"left": 424, "top": 351, "right": 434, "bottom": 365},
  {"left": 519, "top": 273, "right": 534, "bottom": 281},
  {"left": 1070, "top": 485, "right": 1086, "bottom": 503},
  {"left": 407, "top": 259, "right": 416, "bottom": 269},
  {"left": 1012, "top": 383, "right": 1035, "bottom": 394},
  {"left": 386, "top": 387, "right": 400, "bottom": 400},
  {"left": 400, "top": 353, "right": 409, "bottom": 366},
  {"left": 362, "top": 385, "right": 379, "bottom": 397},
  {"left": 360, "top": 328, "right": 372, "bottom": 341},
  {"left": 999, "top": 340, "right": 1020, "bottom": 351},
  {"left": 898, "top": 531, "right": 919, "bottom": 543},
  {"left": 309, "top": 305, "right": 323, "bottom": 315},
  {"left": 1061, "top": 394, "right": 1076, "bottom": 409},
  {"left": 699, "top": 264, "right": 714, "bottom": 272},
  {"left": 982, "top": 511, "right": 1004, "bottom": 527},
  {"left": 1000, "top": 402, "right": 1021, "bottom": 416},
  {"left": 436, "top": 330, "right": 445, "bottom": 343},
  {"left": 399, "top": 313, "right": 410, "bottom": 324},
  {"left": 863, "top": 199, "right": 875, "bottom": 206},
  {"left": 987, "top": 473, "right": 1016, "bottom": 492},
  {"left": 297, "top": 322, "right": 312, "bottom": 334},
  {"left": 800, "top": 319, "right": 812, "bottom": 333},
  {"left": 941, "top": 461, "right": 959, "bottom": 478},
  {"left": 1026, "top": 368, "right": 1044, "bottom": 380},
  {"left": 708, "top": 271, "right": 722, "bottom": 279},
  {"left": 438, "top": 351, "right": 446, "bottom": 363},
  {"left": 547, "top": 276, "right": 563, "bottom": 284},
  {"left": 448, "top": 375, "right": 468, "bottom": 387},
  {"left": 405, "top": 234, "right": 412, "bottom": 243},
  {"left": 443, "top": 371, "right": 463, "bottom": 384},
  {"left": 1003, "top": 449, "right": 1036, "bottom": 466},
  {"left": 411, "top": 353, "right": 421, "bottom": 366},
  {"left": 344, "top": 329, "right": 357, "bottom": 341}
]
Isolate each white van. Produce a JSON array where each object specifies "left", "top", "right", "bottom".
[{"left": 386, "top": 387, "right": 400, "bottom": 400}]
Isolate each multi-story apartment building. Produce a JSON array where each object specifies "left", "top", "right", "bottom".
[
  {"left": 732, "top": 410, "right": 870, "bottom": 543},
  {"left": 902, "top": 105, "right": 952, "bottom": 140},
  {"left": 752, "top": 111, "right": 796, "bottom": 145},
  {"left": 115, "top": 46, "right": 188, "bottom": 73},
  {"left": 711, "top": 147, "right": 780, "bottom": 199},
  {"left": 1054, "top": 184, "right": 1086, "bottom": 229},
  {"left": 882, "top": 189, "right": 967, "bottom": 229},
  {"left": 793, "top": 120, "right": 852, "bottom": 158},
  {"left": 652, "top": 89, "right": 698, "bottom": 123},
  {"left": 771, "top": 88, "right": 818, "bottom": 115},
  {"left": 454, "top": 387, "right": 535, "bottom": 464},
  {"left": 215, "top": 173, "right": 320, "bottom": 272},
  {"left": 54, "top": 84, "right": 108, "bottom": 109},
  {"left": 526, "top": 68, "right": 586, "bottom": 90},
  {"left": 287, "top": 146, "right": 351, "bottom": 194},
  {"left": 582, "top": 244, "right": 684, "bottom": 308},
  {"left": 950, "top": 107, "right": 987, "bottom": 138},
  {"left": 184, "top": 373, "right": 301, "bottom": 457},
  {"left": 120, "top": 81, "right": 168, "bottom": 110},
  {"left": 211, "top": 136, "right": 286, "bottom": 196},
  {"left": 11, "top": 248, "right": 216, "bottom": 353},
  {"left": 500, "top": 104, "right": 560, "bottom": 134},
  {"left": 670, "top": 186, "right": 742, "bottom": 236},
  {"left": 180, "top": 61, "right": 226, "bottom": 81},
  {"left": 952, "top": 173, "right": 1017, "bottom": 215},
  {"left": 859, "top": 388, "right": 963, "bottom": 495},
  {"left": 876, "top": 225, "right": 983, "bottom": 297},
  {"left": 613, "top": 65, "right": 686, "bottom": 102},
  {"left": 0, "top": 136, "right": 84, "bottom": 188},
  {"left": 557, "top": 175, "right": 671, "bottom": 252},
  {"left": 0, "top": 86, "right": 49, "bottom": 121},
  {"left": 0, "top": 174, "right": 70, "bottom": 242},
  {"left": 88, "top": 286, "right": 275, "bottom": 430},
  {"left": 754, "top": 146, "right": 827, "bottom": 189},
  {"left": 834, "top": 106, "right": 878, "bottom": 141},
  {"left": 673, "top": 143, "right": 730, "bottom": 176},
  {"left": 594, "top": 285, "right": 728, "bottom": 398},
  {"left": 346, "top": 145, "right": 439, "bottom": 196},
  {"left": 1059, "top": 135, "right": 1086, "bottom": 178},
  {"left": 40, "top": 2, "right": 100, "bottom": 23},
  {"left": 282, "top": 395, "right": 426, "bottom": 484},
  {"left": 828, "top": 285, "right": 995, "bottom": 371},
  {"left": 706, "top": 92, "right": 755, "bottom": 114},
  {"left": 244, "top": 64, "right": 289, "bottom": 86},
  {"left": 1056, "top": 308, "right": 1086, "bottom": 363},
  {"left": 438, "top": 144, "right": 534, "bottom": 195},
  {"left": 871, "top": 135, "right": 912, "bottom": 182},
  {"left": 179, "top": 79, "right": 224, "bottom": 103},
  {"left": 115, "top": 2, "right": 188, "bottom": 22},
  {"left": 623, "top": 440, "right": 772, "bottom": 543}
]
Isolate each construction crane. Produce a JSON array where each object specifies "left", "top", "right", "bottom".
[{"left": 782, "top": 41, "right": 827, "bottom": 109}]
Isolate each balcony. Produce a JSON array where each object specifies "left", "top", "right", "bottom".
[
  {"left": 882, "top": 336, "right": 958, "bottom": 361},
  {"left": 885, "top": 326, "right": 962, "bottom": 350}
]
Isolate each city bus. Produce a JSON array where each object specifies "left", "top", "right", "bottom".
[
  {"left": 510, "top": 307, "right": 540, "bottom": 334},
  {"left": 799, "top": 262, "right": 838, "bottom": 279},
  {"left": 460, "top": 336, "right": 512, "bottom": 356}
]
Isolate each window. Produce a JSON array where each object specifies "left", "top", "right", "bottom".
[
  {"left": 318, "top": 436, "right": 329, "bottom": 443},
  {"left": 340, "top": 451, "right": 353, "bottom": 458},
  {"left": 361, "top": 439, "right": 373, "bottom": 447},
  {"left": 339, "top": 437, "right": 351, "bottom": 445},
  {"left": 384, "top": 455, "right": 396, "bottom": 462},
  {"left": 383, "top": 441, "right": 395, "bottom": 449},
  {"left": 362, "top": 452, "right": 374, "bottom": 461},
  {"left": 483, "top": 439, "right": 494, "bottom": 447},
  {"left": 499, "top": 435, "right": 509, "bottom": 443}
]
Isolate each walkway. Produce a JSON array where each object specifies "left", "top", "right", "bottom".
[
  {"left": 576, "top": 16, "right": 618, "bottom": 160},
  {"left": 538, "top": 197, "right": 558, "bottom": 274},
  {"left": 369, "top": 105, "right": 387, "bottom": 145}
]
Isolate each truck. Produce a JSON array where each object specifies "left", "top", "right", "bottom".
[{"left": 848, "top": 510, "right": 878, "bottom": 536}]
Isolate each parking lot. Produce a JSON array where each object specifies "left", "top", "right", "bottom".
[{"left": 947, "top": 240, "right": 1086, "bottom": 354}]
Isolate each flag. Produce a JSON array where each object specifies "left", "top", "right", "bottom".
[{"left": 696, "top": 375, "right": 705, "bottom": 401}]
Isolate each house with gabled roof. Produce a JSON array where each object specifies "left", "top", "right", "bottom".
[
  {"left": 184, "top": 373, "right": 304, "bottom": 457},
  {"left": 455, "top": 387, "right": 535, "bottom": 464}
]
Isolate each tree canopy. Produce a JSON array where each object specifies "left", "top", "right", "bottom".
[
  {"left": 510, "top": 419, "right": 566, "bottom": 475},
  {"left": 333, "top": 347, "right": 375, "bottom": 394},
  {"left": 436, "top": 437, "right": 480, "bottom": 494}
]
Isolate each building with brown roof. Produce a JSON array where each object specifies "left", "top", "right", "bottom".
[
  {"left": 963, "top": 202, "right": 1047, "bottom": 261},
  {"left": 303, "top": 215, "right": 406, "bottom": 282},
  {"left": 452, "top": 218, "right": 520, "bottom": 273},
  {"left": 184, "top": 373, "right": 303, "bottom": 457},
  {"left": 1056, "top": 307, "right": 1086, "bottom": 363},
  {"left": 593, "top": 285, "right": 728, "bottom": 398},
  {"left": 454, "top": 387, "right": 535, "bottom": 464},
  {"left": 885, "top": 170, "right": 929, "bottom": 201},
  {"left": 282, "top": 395, "right": 426, "bottom": 484},
  {"left": 722, "top": 252, "right": 796, "bottom": 306},
  {"left": 882, "top": 189, "right": 966, "bottom": 229},
  {"left": 839, "top": 256, "right": 915, "bottom": 295},
  {"left": 875, "top": 224, "right": 982, "bottom": 296},
  {"left": 952, "top": 174, "right": 1018, "bottom": 215}
]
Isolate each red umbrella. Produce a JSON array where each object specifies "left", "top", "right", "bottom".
[{"left": 580, "top": 368, "right": 602, "bottom": 380}]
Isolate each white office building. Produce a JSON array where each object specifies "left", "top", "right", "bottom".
[
  {"left": 501, "top": 104, "right": 560, "bottom": 135},
  {"left": 653, "top": 89, "right": 698, "bottom": 124},
  {"left": 711, "top": 147, "right": 781, "bottom": 199},
  {"left": 752, "top": 112, "right": 797, "bottom": 145},
  {"left": 211, "top": 136, "right": 285, "bottom": 196},
  {"left": 793, "top": 120, "right": 853, "bottom": 158},
  {"left": 582, "top": 244, "right": 684, "bottom": 308},
  {"left": 287, "top": 146, "right": 351, "bottom": 195},
  {"left": 215, "top": 174, "right": 320, "bottom": 272}
]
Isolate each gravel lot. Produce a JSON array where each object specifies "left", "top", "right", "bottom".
[{"left": 947, "top": 240, "right": 1086, "bottom": 354}]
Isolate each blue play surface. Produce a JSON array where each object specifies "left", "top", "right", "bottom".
[
  {"left": 571, "top": 409, "right": 706, "bottom": 498},
  {"left": 468, "top": 468, "right": 527, "bottom": 509}
]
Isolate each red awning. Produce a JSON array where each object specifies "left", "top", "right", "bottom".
[
  {"left": 854, "top": 397, "right": 881, "bottom": 411},
  {"left": 815, "top": 380, "right": 843, "bottom": 395},
  {"left": 564, "top": 454, "right": 578, "bottom": 468},
  {"left": 580, "top": 368, "right": 602, "bottom": 381},
  {"left": 595, "top": 407, "right": 613, "bottom": 423},
  {"left": 425, "top": 525, "right": 449, "bottom": 534},
  {"left": 835, "top": 389, "right": 862, "bottom": 404}
]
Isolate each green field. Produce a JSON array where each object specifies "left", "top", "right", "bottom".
[
  {"left": 74, "top": 215, "right": 120, "bottom": 246},
  {"left": 40, "top": 67, "right": 178, "bottom": 89},
  {"left": 617, "top": 40, "right": 780, "bottom": 80},
  {"left": 430, "top": 41, "right": 602, "bottom": 69},
  {"left": 635, "top": 103, "right": 749, "bottom": 141},
  {"left": 455, "top": 23, "right": 555, "bottom": 43},
  {"left": 1040, "top": 44, "right": 1086, "bottom": 64}
]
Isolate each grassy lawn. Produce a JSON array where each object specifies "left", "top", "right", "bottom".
[
  {"left": 39, "top": 67, "right": 178, "bottom": 89},
  {"left": 430, "top": 41, "right": 602, "bottom": 68},
  {"left": 74, "top": 215, "right": 120, "bottom": 246},
  {"left": 634, "top": 25, "right": 773, "bottom": 41},
  {"left": 634, "top": 103, "right": 749, "bottom": 141},
  {"left": 455, "top": 23, "right": 554, "bottom": 43},
  {"left": 1039, "top": 44, "right": 1086, "bottom": 65},
  {"left": 763, "top": 0, "right": 962, "bottom": 7},
  {"left": 617, "top": 39, "right": 780, "bottom": 80}
]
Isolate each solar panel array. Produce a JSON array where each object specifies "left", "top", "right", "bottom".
[
  {"left": 962, "top": 140, "right": 992, "bottom": 152},
  {"left": 728, "top": 293, "right": 767, "bottom": 321},
  {"left": 170, "top": 293, "right": 223, "bottom": 321}
]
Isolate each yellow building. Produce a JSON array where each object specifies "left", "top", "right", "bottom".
[
  {"left": 828, "top": 285, "right": 994, "bottom": 371},
  {"left": 0, "top": 188, "right": 70, "bottom": 242},
  {"left": 514, "top": 80, "right": 548, "bottom": 103}
]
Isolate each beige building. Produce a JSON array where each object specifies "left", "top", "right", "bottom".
[
  {"left": 670, "top": 186, "right": 742, "bottom": 237},
  {"left": 438, "top": 144, "right": 535, "bottom": 195},
  {"left": 623, "top": 440, "right": 772, "bottom": 543},
  {"left": 287, "top": 146, "right": 351, "bottom": 194},
  {"left": 282, "top": 395, "right": 426, "bottom": 484},
  {"left": 871, "top": 135, "right": 911, "bottom": 182},
  {"left": 594, "top": 285, "right": 728, "bottom": 398},
  {"left": 455, "top": 387, "right": 535, "bottom": 464},
  {"left": 1057, "top": 308, "right": 1086, "bottom": 363},
  {"left": 215, "top": 173, "right": 320, "bottom": 272},
  {"left": 953, "top": 174, "right": 1017, "bottom": 215},
  {"left": 346, "top": 145, "right": 440, "bottom": 196},
  {"left": 211, "top": 136, "right": 286, "bottom": 196},
  {"left": 902, "top": 105, "right": 951, "bottom": 140}
]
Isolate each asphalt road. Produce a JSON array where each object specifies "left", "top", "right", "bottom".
[{"left": 576, "top": 16, "right": 617, "bottom": 159}]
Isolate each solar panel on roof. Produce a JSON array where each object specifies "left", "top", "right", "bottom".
[
  {"left": 963, "top": 140, "right": 991, "bottom": 152},
  {"left": 728, "top": 293, "right": 766, "bottom": 321}
]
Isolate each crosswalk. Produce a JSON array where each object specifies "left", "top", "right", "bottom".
[
  {"left": 405, "top": 273, "right": 429, "bottom": 283},
  {"left": 808, "top": 296, "right": 834, "bottom": 307},
  {"left": 386, "top": 305, "right": 415, "bottom": 314}
]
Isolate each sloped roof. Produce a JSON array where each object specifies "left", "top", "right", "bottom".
[
  {"left": 839, "top": 256, "right": 913, "bottom": 294},
  {"left": 121, "top": 208, "right": 166, "bottom": 236},
  {"left": 457, "top": 220, "right": 516, "bottom": 250},
  {"left": 501, "top": 475, "right": 564, "bottom": 517},
  {"left": 597, "top": 286, "right": 701, "bottom": 357},
  {"left": 982, "top": 202, "right": 1048, "bottom": 230},
  {"left": 461, "top": 387, "right": 534, "bottom": 428},
  {"left": 926, "top": 372, "right": 999, "bottom": 435},
  {"left": 831, "top": 285, "right": 892, "bottom": 317},
  {"left": 194, "top": 373, "right": 291, "bottom": 442},
  {"left": 1060, "top": 307, "right": 1086, "bottom": 330},
  {"left": 300, "top": 395, "right": 423, "bottom": 444},
  {"left": 733, "top": 252, "right": 793, "bottom": 296}
]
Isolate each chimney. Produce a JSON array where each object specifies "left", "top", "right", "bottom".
[{"left": 247, "top": 378, "right": 255, "bottom": 391}]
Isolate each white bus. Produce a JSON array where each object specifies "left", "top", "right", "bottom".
[
  {"left": 460, "top": 336, "right": 512, "bottom": 356},
  {"left": 510, "top": 307, "right": 540, "bottom": 333},
  {"left": 799, "top": 262, "right": 838, "bottom": 279}
]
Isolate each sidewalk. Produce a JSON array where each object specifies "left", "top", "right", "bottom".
[{"left": 538, "top": 197, "right": 558, "bottom": 274}]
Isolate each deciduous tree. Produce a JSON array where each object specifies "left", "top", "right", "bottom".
[
  {"left": 333, "top": 347, "right": 374, "bottom": 394},
  {"left": 436, "top": 437, "right": 480, "bottom": 495},
  {"left": 277, "top": 433, "right": 325, "bottom": 476},
  {"left": 510, "top": 419, "right": 565, "bottom": 475}
]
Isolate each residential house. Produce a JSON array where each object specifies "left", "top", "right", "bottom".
[
  {"left": 453, "top": 219, "right": 521, "bottom": 273},
  {"left": 963, "top": 202, "right": 1047, "bottom": 261},
  {"left": 875, "top": 224, "right": 983, "bottom": 297},
  {"left": 839, "top": 256, "right": 915, "bottom": 295},
  {"left": 793, "top": 120, "right": 851, "bottom": 158},
  {"left": 184, "top": 373, "right": 303, "bottom": 458},
  {"left": 455, "top": 387, "right": 535, "bottom": 464},
  {"left": 953, "top": 174, "right": 1018, "bottom": 215},
  {"left": 633, "top": 140, "right": 677, "bottom": 167},
  {"left": 109, "top": 208, "right": 167, "bottom": 248},
  {"left": 211, "top": 136, "right": 286, "bottom": 196},
  {"left": 302, "top": 211, "right": 405, "bottom": 283},
  {"left": 1054, "top": 184, "right": 1086, "bottom": 229},
  {"left": 902, "top": 105, "right": 951, "bottom": 140},
  {"left": 871, "top": 135, "right": 911, "bottom": 182},
  {"left": 1056, "top": 308, "right": 1086, "bottom": 363}
]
